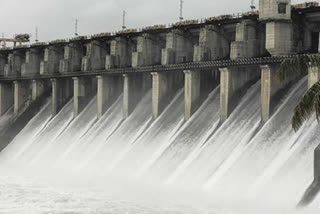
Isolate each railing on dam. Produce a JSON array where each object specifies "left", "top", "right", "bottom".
[{"left": 0, "top": 54, "right": 315, "bottom": 82}]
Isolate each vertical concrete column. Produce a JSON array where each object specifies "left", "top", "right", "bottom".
[
  {"left": 151, "top": 72, "right": 167, "bottom": 119},
  {"left": 97, "top": 75, "right": 122, "bottom": 118},
  {"left": 162, "top": 29, "right": 194, "bottom": 65},
  {"left": 40, "top": 46, "right": 64, "bottom": 75},
  {"left": 73, "top": 77, "right": 94, "bottom": 117},
  {"left": 60, "top": 44, "right": 84, "bottom": 73},
  {"left": 51, "top": 78, "right": 73, "bottom": 116},
  {"left": 259, "top": 0, "right": 292, "bottom": 55},
  {"left": 0, "top": 83, "right": 13, "bottom": 115},
  {"left": 194, "top": 25, "right": 229, "bottom": 61},
  {"left": 315, "top": 145, "right": 320, "bottom": 182},
  {"left": 184, "top": 70, "right": 200, "bottom": 121},
  {"left": 21, "top": 49, "right": 43, "bottom": 76},
  {"left": 82, "top": 41, "right": 107, "bottom": 71},
  {"left": 151, "top": 72, "right": 184, "bottom": 119},
  {"left": 5, "top": 51, "right": 25, "bottom": 77},
  {"left": 261, "top": 64, "right": 296, "bottom": 122},
  {"left": 123, "top": 74, "right": 144, "bottom": 119},
  {"left": 308, "top": 64, "right": 320, "bottom": 89},
  {"left": 14, "top": 81, "right": 30, "bottom": 114},
  {"left": 220, "top": 67, "right": 260, "bottom": 122},
  {"left": 0, "top": 54, "right": 7, "bottom": 76},
  {"left": 318, "top": 33, "right": 320, "bottom": 53},
  {"left": 106, "top": 38, "right": 131, "bottom": 69},
  {"left": 230, "top": 20, "right": 258, "bottom": 59},
  {"left": 220, "top": 68, "right": 231, "bottom": 122},
  {"left": 31, "top": 80, "right": 46, "bottom": 101},
  {"left": 132, "top": 34, "right": 162, "bottom": 67}
]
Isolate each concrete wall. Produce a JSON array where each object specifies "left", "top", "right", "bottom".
[
  {"left": 260, "top": 64, "right": 298, "bottom": 122},
  {"left": 265, "top": 21, "right": 292, "bottom": 55},
  {"left": 106, "top": 37, "right": 132, "bottom": 69},
  {"left": 97, "top": 75, "right": 122, "bottom": 118},
  {"left": 319, "top": 33, "right": 320, "bottom": 53},
  {"left": 259, "top": 0, "right": 291, "bottom": 21},
  {"left": 14, "top": 81, "right": 30, "bottom": 114},
  {"left": 315, "top": 146, "right": 320, "bottom": 182},
  {"left": 51, "top": 78, "right": 73, "bottom": 116},
  {"left": 21, "top": 49, "right": 43, "bottom": 76},
  {"left": 32, "top": 80, "right": 48, "bottom": 101},
  {"left": 308, "top": 65, "right": 320, "bottom": 89},
  {"left": 82, "top": 40, "right": 108, "bottom": 71},
  {"left": 231, "top": 20, "right": 259, "bottom": 59},
  {"left": 0, "top": 83, "right": 13, "bottom": 115},
  {"left": 73, "top": 77, "right": 96, "bottom": 117},
  {"left": 4, "top": 51, "right": 25, "bottom": 77},
  {"left": 151, "top": 71, "right": 183, "bottom": 119},
  {"left": 162, "top": 29, "right": 194, "bottom": 65},
  {"left": 184, "top": 69, "right": 219, "bottom": 120},
  {"left": 123, "top": 73, "right": 151, "bottom": 119},
  {"left": 194, "top": 25, "right": 229, "bottom": 61},
  {"left": 60, "top": 44, "right": 84, "bottom": 73},
  {"left": 40, "top": 46, "right": 64, "bottom": 75},
  {"left": 220, "top": 67, "right": 260, "bottom": 121},
  {"left": 0, "top": 54, "right": 7, "bottom": 76},
  {"left": 132, "top": 34, "right": 162, "bottom": 67}
]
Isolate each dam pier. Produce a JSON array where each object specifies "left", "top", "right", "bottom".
[{"left": 0, "top": 0, "right": 320, "bottom": 206}]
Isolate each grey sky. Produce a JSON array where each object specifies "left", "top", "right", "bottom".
[{"left": 0, "top": 0, "right": 309, "bottom": 42}]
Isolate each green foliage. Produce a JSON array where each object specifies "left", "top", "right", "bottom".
[
  {"left": 278, "top": 54, "right": 320, "bottom": 82},
  {"left": 278, "top": 54, "right": 320, "bottom": 131},
  {"left": 292, "top": 81, "right": 320, "bottom": 131}
]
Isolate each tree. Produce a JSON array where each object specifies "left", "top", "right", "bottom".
[{"left": 278, "top": 54, "right": 320, "bottom": 131}]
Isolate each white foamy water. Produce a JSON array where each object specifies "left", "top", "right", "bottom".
[{"left": 0, "top": 77, "right": 319, "bottom": 213}]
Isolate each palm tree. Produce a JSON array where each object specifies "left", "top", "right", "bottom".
[
  {"left": 278, "top": 54, "right": 320, "bottom": 131},
  {"left": 278, "top": 53, "right": 320, "bottom": 207}
]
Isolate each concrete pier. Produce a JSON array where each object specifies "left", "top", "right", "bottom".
[
  {"left": 123, "top": 74, "right": 147, "bottom": 119},
  {"left": 259, "top": 0, "right": 292, "bottom": 55},
  {"left": 0, "top": 83, "right": 13, "bottom": 115},
  {"left": 97, "top": 75, "right": 122, "bottom": 118},
  {"left": 106, "top": 37, "right": 132, "bottom": 69},
  {"left": 308, "top": 65, "right": 320, "bottom": 89},
  {"left": 132, "top": 34, "right": 162, "bottom": 67},
  {"left": 40, "top": 46, "right": 64, "bottom": 74},
  {"left": 194, "top": 25, "right": 229, "bottom": 61},
  {"left": 260, "top": 64, "right": 297, "bottom": 122},
  {"left": 220, "top": 67, "right": 259, "bottom": 121},
  {"left": 315, "top": 145, "right": 320, "bottom": 182},
  {"left": 231, "top": 20, "right": 258, "bottom": 59},
  {"left": 184, "top": 70, "right": 200, "bottom": 120},
  {"left": 162, "top": 29, "right": 193, "bottom": 65},
  {"left": 51, "top": 78, "right": 73, "bottom": 116},
  {"left": 31, "top": 80, "right": 47, "bottom": 101},
  {"left": 319, "top": 33, "right": 320, "bottom": 52},
  {"left": 60, "top": 44, "right": 84, "bottom": 73},
  {"left": 4, "top": 51, "right": 25, "bottom": 77},
  {"left": 82, "top": 41, "right": 108, "bottom": 71},
  {"left": 73, "top": 77, "right": 95, "bottom": 117},
  {"left": 0, "top": 54, "right": 7, "bottom": 76},
  {"left": 14, "top": 81, "right": 30, "bottom": 114},
  {"left": 21, "top": 49, "right": 43, "bottom": 76},
  {"left": 151, "top": 72, "right": 183, "bottom": 119}
]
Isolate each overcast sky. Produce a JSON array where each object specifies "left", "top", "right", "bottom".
[{"left": 0, "top": 0, "right": 310, "bottom": 42}]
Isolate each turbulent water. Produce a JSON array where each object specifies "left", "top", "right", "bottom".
[{"left": 0, "top": 77, "right": 319, "bottom": 213}]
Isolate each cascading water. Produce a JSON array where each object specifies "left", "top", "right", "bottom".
[
  {"left": 167, "top": 81, "right": 262, "bottom": 188},
  {"left": 0, "top": 77, "right": 319, "bottom": 213},
  {"left": 109, "top": 89, "right": 185, "bottom": 176},
  {"left": 142, "top": 86, "right": 221, "bottom": 182}
]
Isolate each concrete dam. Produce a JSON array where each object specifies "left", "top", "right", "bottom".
[{"left": 0, "top": 0, "right": 320, "bottom": 213}]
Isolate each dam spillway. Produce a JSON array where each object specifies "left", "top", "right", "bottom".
[{"left": 0, "top": 0, "right": 320, "bottom": 213}]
